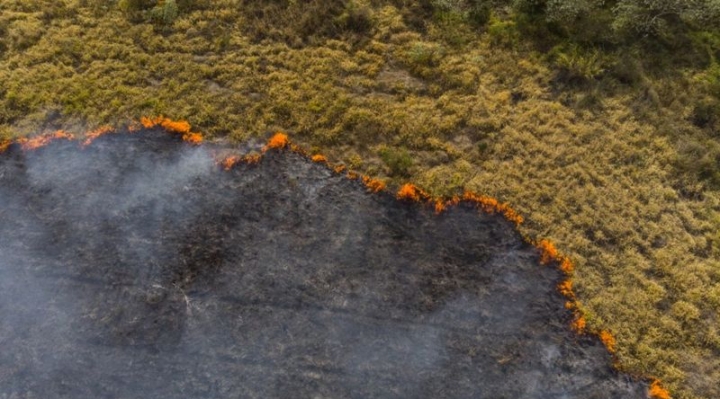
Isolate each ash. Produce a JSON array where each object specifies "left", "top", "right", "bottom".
[{"left": 0, "top": 130, "right": 646, "bottom": 398}]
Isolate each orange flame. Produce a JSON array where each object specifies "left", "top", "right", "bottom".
[
  {"left": 82, "top": 125, "right": 114, "bottom": 147},
  {"left": 18, "top": 130, "right": 75, "bottom": 151},
  {"left": 571, "top": 315, "right": 587, "bottom": 333},
  {"left": 183, "top": 132, "right": 203, "bottom": 144},
  {"left": 434, "top": 200, "right": 446, "bottom": 214},
  {"left": 311, "top": 154, "right": 327, "bottom": 163},
  {"left": 0, "top": 140, "right": 10, "bottom": 153},
  {"left": 462, "top": 191, "right": 524, "bottom": 225},
  {"left": 537, "top": 239, "right": 559, "bottom": 265},
  {"left": 140, "top": 116, "right": 203, "bottom": 144},
  {"left": 361, "top": 176, "right": 386, "bottom": 193},
  {"left": 397, "top": 183, "right": 428, "bottom": 202},
  {"left": 559, "top": 257, "right": 574, "bottom": 275},
  {"left": 333, "top": 164, "right": 346, "bottom": 174},
  {"left": 161, "top": 119, "right": 191, "bottom": 134},
  {"left": 222, "top": 156, "right": 240, "bottom": 170},
  {"left": 558, "top": 280, "right": 574, "bottom": 299},
  {"left": 649, "top": 379, "right": 671, "bottom": 399},
  {"left": 264, "top": 132, "right": 289, "bottom": 151},
  {"left": 599, "top": 330, "right": 616, "bottom": 353}
]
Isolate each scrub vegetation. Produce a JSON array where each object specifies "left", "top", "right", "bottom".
[{"left": 1, "top": 0, "right": 720, "bottom": 397}]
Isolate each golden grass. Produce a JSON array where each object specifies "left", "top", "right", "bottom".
[{"left": 1, "top": 1, "right": 719, "bottom": 397}]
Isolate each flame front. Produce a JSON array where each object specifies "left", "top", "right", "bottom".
[
  {"left": 264, "top": 132, "right": 289, "bottom": 151},
  {"left": 141, "top": 116, "right": 203, "bottom": 144},
  {"left": 649, "top": 380, "right": 671, "bottom": 399},
  {"left": 82, "top": 125, "right": 114, "bottom": 147},
  {"left": 18, "top": 130, "right": 75, "bottom": 151}
]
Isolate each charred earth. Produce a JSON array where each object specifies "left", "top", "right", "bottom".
[{"left": 0, "top": 130, "right": 647, "bottom": 398}]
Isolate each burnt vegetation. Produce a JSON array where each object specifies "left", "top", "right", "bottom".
[{"left": 0, "top": 131, "right": 649, "bottom": 398}]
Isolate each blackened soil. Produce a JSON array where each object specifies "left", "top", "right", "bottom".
[{"left": 0, "top": 130, "right": 647, "bottom": 398}]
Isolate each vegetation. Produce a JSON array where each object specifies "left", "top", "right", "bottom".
[{"left": 2, "top": 0, "right": 720, "bottom": 397}]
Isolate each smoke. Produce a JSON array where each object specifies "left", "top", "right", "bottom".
[{"left": 0, "top": 130, "right": 648, "bottom": 398}]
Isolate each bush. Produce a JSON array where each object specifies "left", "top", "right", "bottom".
[
  {"left": 379, "top": 146, "right": 413, "bottom": 177},
  {"left": 335, "top": 1, "right": 374, "bottom": 35},
  {"left": 551, "top": 43, "right": 613, "bottom": 82}
]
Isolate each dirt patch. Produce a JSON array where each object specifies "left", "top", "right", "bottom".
[{"left": 0, "top": 130, "right": 647, "bottom": 398}]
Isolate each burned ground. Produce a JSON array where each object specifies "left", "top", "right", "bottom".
[{"left": 0, "top": 130, "right": 647, "bottom": 398}]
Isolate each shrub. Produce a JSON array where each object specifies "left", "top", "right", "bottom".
[
  {"left": 551, "top": 44, "right": 613, "bottom": 82},
  {"left": 379, "top": 146, "right": 413, "bottom": 177}
]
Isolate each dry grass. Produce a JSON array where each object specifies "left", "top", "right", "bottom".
[{"left": 1, "top": 1, "right": 720, "bottom": 397}]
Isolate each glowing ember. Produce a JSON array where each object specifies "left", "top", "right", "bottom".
[
  {"left": 434, "top": 200, "right": 445, "bottom": 214},
  {"left": 311, "top": 154, "right": 327, "bottom": 163},
  {"left": 222, "top": 156, "right": 240, "bottom": 171},
  {"left": 244, "top": 154, "right": 262, "bottom": 164}
]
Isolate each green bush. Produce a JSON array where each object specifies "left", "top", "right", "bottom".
[
  {"left": 551, "top": 43, "right": 613, "bottom": 81},
  {"left": 379, "top": 146, "right": 413, "bottom": 177}
]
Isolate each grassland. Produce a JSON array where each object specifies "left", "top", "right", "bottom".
[{"left": 1, "top": 1, "right": 720, "bottom": 397}]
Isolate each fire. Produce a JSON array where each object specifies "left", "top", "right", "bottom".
[
  {"left": 264, "top": 132, "right": 289, "bottom": 151},
  {"left": 82, "top": 125, "right": 114, "bottom": 147},
  {"left": 222, "top": 156, "right": 240, "bottom": 170},
  {"left": 571, "top": 315, "right": 586, "bottom": 333},
  {"left": 0, "top": 140, "right": 10, "bottom": 153},
  {"left": 244, "top": 154, "right": 262, "bottom": 164},
  {"left": 140, "top": 116, "right": 160, "bottom": 128},
  {"left": 560, "top": 257, "right": 574, "bottom": 275},
  {"left": 434, "top": 200, "right": 445, "bottom": 214},
  {"left": 183, "top": 132, "right": 203, "bottom": 144},
  {"left": 333, "top": 164, "right": 346, "bottom": 173},
  {"left": 462, "top": 191, "right": 524, "bottom": 225},
  {"left": 649, "top": 379, "right": 671, "bottom": 399},
  {"left": 161, "top": 119, "right": 191, "bottom": 134},
  {"left": 361, "top": 176, "right": 386, "bottom": 193},
  {"left": 537, "top": 239, "right": 559, "bottom": 265},
  {"left": 311, "top": 154, "right": 327, "bottom": 163},
  {"left": 557, "top": 280, "right": 574, "bottom": 299},
  {"left": 397, "top": 183, "right": 427, "bottom": 202},
  {"left": 599, "top": 330, "right": 616, "bottom": 353},
  {"left": 140, "top": 116, "right": 203, "bottom": 144},
  {"left": 18, "top": 130, "right": 75, "bottom": 151}
]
